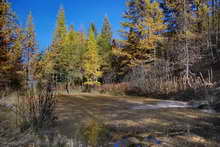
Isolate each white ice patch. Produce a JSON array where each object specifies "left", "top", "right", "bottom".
[{"left": 132, "top": 101, "right": 191, "bottom": 110}]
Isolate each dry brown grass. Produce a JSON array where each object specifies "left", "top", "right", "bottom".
[
  {"left": 54, "top": 93, "right": 220, "bottom": 146},
  {"left": 1, "top": 93, "right": 220, "bottom": 146}
]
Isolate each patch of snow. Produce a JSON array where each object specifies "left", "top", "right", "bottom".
[
  {"left": 132, "top": 101, "right": 191, "bottom": 110},
  {"left": 200, "top": 109, "right": 216, "bottom": 113}
]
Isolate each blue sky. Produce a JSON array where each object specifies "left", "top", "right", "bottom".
[{"left": 10, "top": 0, "right": 126, "bottom": 51}]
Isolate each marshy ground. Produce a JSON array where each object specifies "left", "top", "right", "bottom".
[
  {"left": 55, "top": 93, "right": 220, "bottom": 146},
  {"left": 1, "top": 93, "right": 220, "bottom": 146}
]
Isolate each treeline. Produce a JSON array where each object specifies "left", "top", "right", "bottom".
[
  {"left": 118, "top": 0, "right": 220, "bottom": 97},
  {"left": 38, "top": 7, "right": 113, "bottom": 90},
  {"left": 120, "top": 0, "right": 220, "bottom": 76},
  {"left": 0, "top": 1, "right": 113, "bottom": 91},
  {"left": 0, "top": 0, "right": 220, "bottom": 96}
]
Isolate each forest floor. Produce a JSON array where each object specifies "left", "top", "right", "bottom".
[{"left": 1, "top": 93, "right": 220, "bottom": 146}]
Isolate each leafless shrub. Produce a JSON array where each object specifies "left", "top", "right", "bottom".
[
  {"left": 124, "top": 60, "right": 176, "bottom": 96},
  {"left": 124, "top": 60, "right": 215, "bottom": 98},
  {"left": 98, "top": 82, "right": 129, "bottom": 95},
  {"left": 16, "top": 84, "right": 57, "bottom": 132}
]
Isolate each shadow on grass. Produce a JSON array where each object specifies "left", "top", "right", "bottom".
[{"left": 55, "top": 93, "right": 220, "bottom": 146}]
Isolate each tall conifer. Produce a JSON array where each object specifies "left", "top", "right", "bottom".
[
  {"left": 121, "top": 0, "right": 167, "bottom": 66},
  {"left": 98, "top": 15, "right": 113, "bottom": 72},
  {"left": 0, "top": 0, "right": 24, "bottom": 88},
  {"left": 82, "top": 28, "right": 102, "bottom": 83},
  {"left": 24, "top": 12, "right": 38, "bottom": 87}
]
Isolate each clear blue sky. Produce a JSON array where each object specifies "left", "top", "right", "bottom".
[{"left": 10, "top": 0, "right": 126, "bottom": 51}]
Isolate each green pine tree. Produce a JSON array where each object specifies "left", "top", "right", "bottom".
[
  {"left": 101, "top": 15, "right": 112, "bottom": 42},
  {"left": 43, "top": 5, "right": 67, "bottom": 82},
  {"left": 62, "top": 25, "right": 86, "bottom": 82},
  {"left": 98, "top": 15, "right": 113, "bottom": 73}
]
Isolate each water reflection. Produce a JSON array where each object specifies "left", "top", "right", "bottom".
[
  {"left": 22, "top": 133, "right": 162, "bottom": 147},
  {"left": 113, "top": 135, "right": 162, "bottom": 147}
]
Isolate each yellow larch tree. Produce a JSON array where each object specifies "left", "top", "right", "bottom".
[{"left": 82, "top": 27, "right": 102, "bottom": 85}]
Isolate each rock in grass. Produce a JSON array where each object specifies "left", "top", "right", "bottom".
[
  {"left": 127, "top": 137, "right": 141, "bottom": 144},
  {"left": 143, "top": 135, "right": 161, "bottom": 145}
]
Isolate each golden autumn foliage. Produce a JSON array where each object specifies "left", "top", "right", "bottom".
[
  {"left": 121, "top": 0, "right": 167, "bottom": 68},
  {"left": 82, "top": 28, "right": 102, "bottom": 82},
  {"left": 138, "top": 0, "right": 167, "bottom": 56},
  {"left": 0, "top": 0, "right": 24, "bottom": 88}
]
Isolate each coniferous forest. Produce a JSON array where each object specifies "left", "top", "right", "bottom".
[{"left": 0, "top": 0, "right": 220, "bottom": 146}]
